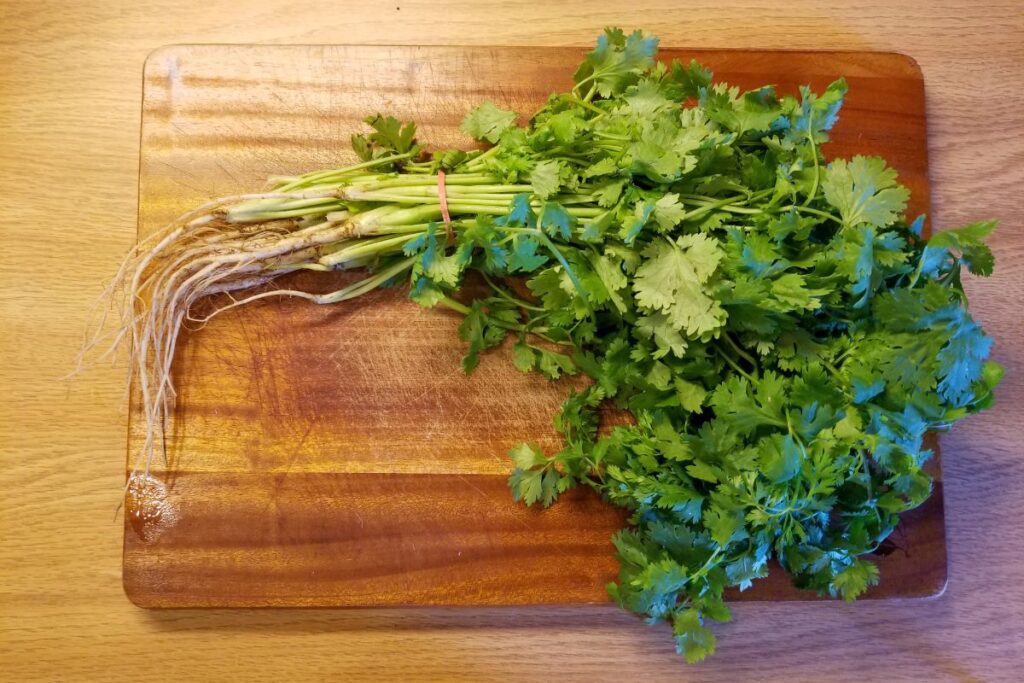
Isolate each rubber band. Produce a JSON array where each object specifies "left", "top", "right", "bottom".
[{"left": 437, "top": 169, "right": 453, "bottom": 243}]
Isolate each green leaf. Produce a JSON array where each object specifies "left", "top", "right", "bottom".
[
  {"left": 508, "top": 467, "right": 543, "bottom": 506},
  {"left": 702, "top": 84, "right": 783, "bottom": 135},
  {"left": 509, "top": 442, "right": 545, "bottom": 470},
  {"left": 460, "top": 101, "right": 517, "bottom": 143},
  {"left": 536, "top": 347, "right": 577, "bottom": 379},
  {"left": 512, "top": 341, "right": 537, "bottom": 372},
  {"left": 530, "top": 159, "right": 562, "bottom": 199},
  {"left": 409, "top": 283, "right": 445, "bottom": 308},
  {"left": 653, "top": 193, "right": 688, "bottom": 231},
  {"left": 363, "top": 114, "right": 417, "bottom": 153},
  {"left": 574, "top": 28, "right": 659, "bottom": 98},
  {"left": 672, "top": 609, "right": 717, "bottom": 663},
  {"left": 457, "top": 301, "right": 512, "bottom": 373},
  {"left": 830, "top": 558, "right": 880, "bottom": 602},
  {"left": 835, "top": 225, "right": 879, "bottom": 307},
  {"left": 624, "top": 78, "right": 675, "bottom": 116},
  {"left": 687, "top": 460, "right": 719, "bottom": 483},
  {"left": 508, "top": 235, "right": 547, "bottom": 273},
  {"left": 583, "top": 158, "right": 619, "bottom": 179},
  {"left": 546, "top": 110, "right": 586, "bottom": 143},
  {"left": 704, "top": 502, "right": 744, "bottom": 546},
  {"left": 770, "top": 273, "right": 827, "bottom": 311},
  {"left": 622, "top": 200, "right": 656, "bottom": 244},
  {"left": 923, "top": 220, "right": 998, "bottom": 277},
  {"left": 935, "top": 309, "right": 993, "bottom": 407},
  {"left": 350, "top": 132, "right": 373, "bottom": 161},
  {"left": 822, "top": 156, "right": 910, "bottom": 228},
  {"left": 331, "top": 33, "right": 1002, "bottom": 663},
  {"left": 633, "top": 235, "right": 727, "bottom": 337},
  {"left": 664, "top": 59, "right": 713, "bottom": 101},
  {"left": 786, "top": 78, "right": 847, "bottom": 144},
  {"left": 675, "top": 378, "right": 708, "bottom": 413},
  {"left": 539, "top": 202, "right": 574, "bottom": 240},
  {"left": 759, "top": 433, "right": 803, "bottom": 484},
  {"left": 425, "top": 250, "right": 466, "bottom": 287},
  {"left": 589, "top": 253, "right": 630, "bottom": 313},
  {"left": 635, "top": 312, "right": 688, "bottom": 359}
]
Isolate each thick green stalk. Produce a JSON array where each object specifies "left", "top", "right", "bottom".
[
  {"left": 317, "top": 256, "right": 417, "bottom": 304},
  {"left": 274, "top": 153, "right": 416, "bottom": 191},
  {"left": 319, "top": 233, "right": 421, "bottom": 267}
]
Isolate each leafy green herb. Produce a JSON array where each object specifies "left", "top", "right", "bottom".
[
  {"left": 452, "top": 29, "right": 998, "bottom": 660},
  {"left": 119, "top": 27, "right": 1001, "bottom": 664}
]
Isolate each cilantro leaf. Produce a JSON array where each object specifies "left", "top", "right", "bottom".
[
  {"left": 922, "top": 220, "right": 998, "bottom": 277},
  {"left": 460, "top": 102, "right": 517, "bottom": 143},
  {"left": 830, "top": 558, "right": 880, "bottom": 602},
  {"left": 633, "top": 235, "right": 727, "bottom": 337},
  {"left": 822, "top": 156, "right": 910, "bottom": 228},
  {"left": 574, "top": 28, "right": 659, "bottom": 98},
  {"left": 363, "top": 114, "right": 417, "bottom": 154},
  {"left": 530, "top": 159, "right": 562, "bottom": 199},
  {"left": 664, "top": 59, "right": 713, "bottom": 101},
  {"left": 653, "top": 193, "right": 688, "bottom": 231},
  {"left": 672, "top": 609, "right": 717, "bottom": 663},
  {"left": 702, "top": 84, "right": 784, "bottom": 135}
]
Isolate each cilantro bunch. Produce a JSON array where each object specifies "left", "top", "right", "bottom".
[{"left": 116, "top": 27, "right": 1002, "bottom": 662}]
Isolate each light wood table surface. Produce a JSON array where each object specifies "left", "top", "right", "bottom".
[{"left": 1, "top": 2, "right": 1022, "bottom": 681}]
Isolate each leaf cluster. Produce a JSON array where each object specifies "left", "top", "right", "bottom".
[{"left": 376, "top": 28, "right": 1002, "bottom": 661}]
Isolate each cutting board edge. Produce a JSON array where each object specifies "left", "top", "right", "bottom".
[{"left": 141, "top": 43, "right": 926, "bottom": 87}]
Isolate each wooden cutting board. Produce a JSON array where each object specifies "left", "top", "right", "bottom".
[{"left": 125, "top": 45, "right": 945, "bottom": 607}]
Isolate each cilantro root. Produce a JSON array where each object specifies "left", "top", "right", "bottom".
[{"left": 89, "top": 28, "right": 1002, "bottom": 662}]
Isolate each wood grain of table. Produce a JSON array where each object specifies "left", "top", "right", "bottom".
[{"left": 1, "top": 1, "right": 1022, "bottom": 681}]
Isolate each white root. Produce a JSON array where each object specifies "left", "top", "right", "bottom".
[
  {"left": 89, "top": 188, "right": 405, "bottom": 482},
  {"left": 78, "top": 155, "right": 433, "bottom": 501}
]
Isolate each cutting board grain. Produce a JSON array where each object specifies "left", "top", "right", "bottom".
[{"left": 125, "top": 45, "right": 944, "bottom": 607}]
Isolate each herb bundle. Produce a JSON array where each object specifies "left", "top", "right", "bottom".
[{"left": 104, "top": 29, "right": 1001, "bottom": 661}]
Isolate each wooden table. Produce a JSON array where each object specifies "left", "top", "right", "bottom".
[{"left": 1, "top": 2, "right": 1022, "bottom": 680}]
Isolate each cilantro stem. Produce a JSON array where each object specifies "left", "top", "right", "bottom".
[
  {"left": 482, "top": 272, "right": 546, "bottom": 312},
  {"left": 316, "top": 256, "right": 418, "bottom": 304},
  {"left": 437, "top": 294, "right": 567, "bottom": 345},
  {"left": 535, "top": 227, "right": 589, "bottom": 303},
  {"left": 821, "top": 360, "right": 843, "bottom": 380},
  {"left": 715, "top": 344, "right": 755, "bottom": 382},
  {"left": 777, "top": 205, "right": 841, "bottom": 223},
  {"left": 462, "top": 145, "right": 500, "bottom": 172},
  {"left": 228, "top": 203, "right": 346, "bottom": 221},
  {"left": 437, "top": 295, "right": 471, "bottom": 315},
  {"left": 319, "top": 233, "right": 419, "bottom": 267},
  {"left": 802, "top": 112, "right": 821, "bottom": 207},
  {"left": 785, "top": 411, "right": 811, "bottom": 464},
  {"left": 528, "top": 329, "right": 573, "bottom": 346},
  {"left": 691, "top": 547, "right": 723, "bottom": 581},
  {"left": 275, "top": 152, "right": 416, "bottom": 191},
  {"left": 679, "top": 190, "right": 773, "bottom": 222},
  {"left": 572, "top": 95, "right": 605, "bottom": 116},
  {"left": 833, "top": 345, "right": 856, "bottom": 364},
  {"left": 374, "top": 202, "right": 600, "bottom": 219},
  {"left": 681, "top": 196, "right": 763, "bottom": 215},
  {"left": 593, "top": 131, "right": 631, "bottom": 141},
  {"left": 361, "top": 174, "right": 502, "bottom": 190},
  {"left": 859, "top": 449, "right": 874, "bottom": 499},
  {"left": 722, "top": 332, "right": 757, "bottom": 368}
]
